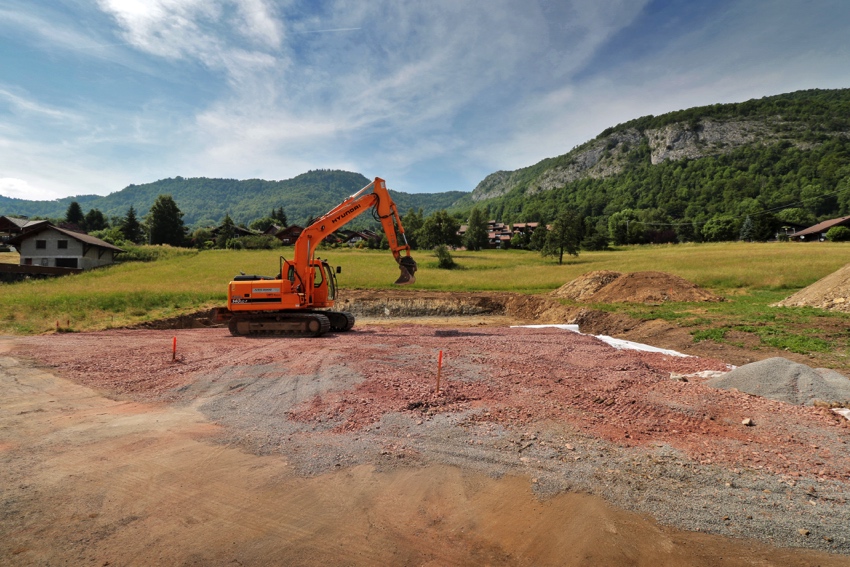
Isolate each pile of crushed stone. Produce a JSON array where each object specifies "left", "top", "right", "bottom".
[
  {"left": 552, "top": 271, "right": 722, "bottom": 304},
  {"left": 706, "top": 357, "right": 850, "bottom": 406},
  {"left": 775, "top": 263, "right": 850, "bottom": 313}
]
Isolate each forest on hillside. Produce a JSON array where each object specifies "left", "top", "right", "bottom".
[
  {"left": 0, "top": 170, "right": 466, "bottom": 229},
  {"left": 476, "top": 89, "right": 850, "bottom": 245}
]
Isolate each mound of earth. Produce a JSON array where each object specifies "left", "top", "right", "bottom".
[
  {"left": 775, "top": 263, "right": 850, "bottom": 313},
  {"left": 554, "top": 271, "right": 722, "bottom": 304},
  {"left": 551, "top": 270, "right": 623, "bottom": 301},
  {"left": 706, "top": 357, "right": 850, "bottom": 406}
]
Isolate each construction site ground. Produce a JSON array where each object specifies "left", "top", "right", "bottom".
[{"left": 2, "top": 288, "right": 850, "bottom": 566}]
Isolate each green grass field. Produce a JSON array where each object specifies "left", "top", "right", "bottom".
[{"left": 0, "top": 242, "right": 848, "bottom": 338}]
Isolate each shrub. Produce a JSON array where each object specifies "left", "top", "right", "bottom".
[
  {"left": 825, "top": 225, "right": 850, "bottom": 242},
  {"left": 234, "top": 235, "right": 281, "bottom": 249},
  {"left": 115, "top": 244, "right": 197, "bottom": 262},
  {"left": 434, "top": 245, "right": 457, "bottom": 269}
]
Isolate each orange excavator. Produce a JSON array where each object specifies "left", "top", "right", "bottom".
[{"left": 213, "top": 177, "right": 417, "bottom": 337}]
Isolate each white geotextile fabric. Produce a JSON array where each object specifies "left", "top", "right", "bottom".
[{"left": 511, "top": 325, "right": 690, "bottom": 358}]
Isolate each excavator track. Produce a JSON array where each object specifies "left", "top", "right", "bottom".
[
  {"left": 228, "top": 312, "right": 331, "bottom": 338},
  {"left": 322, "top": 310, "right": 356, "bottom": 332}
]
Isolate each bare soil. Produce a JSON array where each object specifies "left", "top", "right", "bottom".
[
  {"left": 552, "top": 271, "right": 723, "bottom": 304},
  {"left": 3, "top": 284, "right": 850, "bottom": 565},
  {"left": 777, "top": 263, "right": 850, "bottom": 313}
]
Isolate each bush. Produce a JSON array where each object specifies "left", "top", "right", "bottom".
[
  {"left": 234, "top": 235, "right": 280, "bottom": 249},
  {"left": 434, "top": 245, "right": 457, "bottom": 269},
  {"left": 115, "top": 244, "right": 198, "bottom": 262},
  {"left": 825, "top": 225, "right": 850, "bottom": 242}
]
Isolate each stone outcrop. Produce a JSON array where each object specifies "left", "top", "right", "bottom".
[{"left": 470, "top": 117, "right": 821, "bottom": 202}]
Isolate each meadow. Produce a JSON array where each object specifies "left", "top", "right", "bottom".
[{"left": 1, "top": 241, "right": 849, "bottom": 337}]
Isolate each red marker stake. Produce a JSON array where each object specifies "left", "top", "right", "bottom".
[
  {"left": 172, "top": 336, "right": 177, "bottom": 361},
  {"left": 436, "top": 350, "right": 443, "bottom": 393}
]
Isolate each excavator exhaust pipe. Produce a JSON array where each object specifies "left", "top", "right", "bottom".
[{"left": 395, "top": 256, "right": 417, "bottom": 285}]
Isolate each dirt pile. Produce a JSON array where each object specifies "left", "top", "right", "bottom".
[
  {"left": 551, "top": 270, "right": 623, "bottom": 301},
  {"left": 775, "top": 263, "right": 850, "bottom": 313},
  {"left": 553, "top": 271, "right": 722, "bottom": 303},
  {"left": 706, "top": 357, "right": 850, "bottom": 406}
]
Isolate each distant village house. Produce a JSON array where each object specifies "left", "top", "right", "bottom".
[
  {"left": 791, "top": 215, "right": 850, "bottom": 242},
  {"left": 8, "top": 223, "right": 123, "bottom": 271}
]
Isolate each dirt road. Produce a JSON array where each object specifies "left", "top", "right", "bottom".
[{"left": 2, "top": 325, "right": 849, "bottom": 566}]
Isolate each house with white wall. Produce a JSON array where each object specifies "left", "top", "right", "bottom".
[{"left": 11, "top": 224, "right": 123, "bottom": 270}]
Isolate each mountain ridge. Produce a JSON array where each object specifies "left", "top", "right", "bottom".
[{"left": 1, "top": 170, "right": 467, "bottom": 229}]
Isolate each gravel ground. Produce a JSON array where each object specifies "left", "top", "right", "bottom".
[{"left": 14, "top": 325, "right": 850, "bottom": 555}]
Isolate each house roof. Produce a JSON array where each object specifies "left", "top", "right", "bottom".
[
  {"left": 210, "top": 224, "right": 258, "bottom": 237},
  {"left": 274, "top": 225, "right": 304, "bottom": 241},
  {"left": 9, "top": 223, "right": 124, "bottom": 252},
  {"left": 793, "top": 216, "right": 850, "bottom": 237},
  {"left": 0, "top": 216, "right": 49, "bottom": 232},
  {"left": 262, "top": 224, "right": 283, "bottom": 235}
]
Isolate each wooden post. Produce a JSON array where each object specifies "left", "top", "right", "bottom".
[{"left": 172, "top": 336, "right": 177, "bottom": 361}]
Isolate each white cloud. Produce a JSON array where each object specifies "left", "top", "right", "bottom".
[
  {"left": 0, "top": 178, "right": 64, "bottom": 201},
  {"left": 1, "top": 0, "right": 849, "bottom": 200},
  {"left": 0, "top": 88, "right": 82, "bottom": 122}
]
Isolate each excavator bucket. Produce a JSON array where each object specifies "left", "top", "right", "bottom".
[{"left": 395, "top": 256, "right": 417, "bottom": 285}]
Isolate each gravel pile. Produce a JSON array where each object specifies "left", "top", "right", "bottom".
[{"left": 707, "top": 357, "right": 850, "bottom": 406}]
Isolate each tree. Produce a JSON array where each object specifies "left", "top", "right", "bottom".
[
  {"left": 248, "top": 217, "right": 278, "bottom": 232},
  {"left": 607, "top": 209, "right": 644, "bottom": 245},
  {"left": 401, "top": 208, "right": 424, "bottom": 249},
  {"left": 191, "top": 227, "right": 215, "bottom": 249},
  {"left": 509, "top": 232, "right": 525, "bottom": 249},
  {"left": 528, "top": 225, "right": 548, "bottom": 251},
  {"left": 146, "top": 195, "right": 187, "bottom": 246},
  {"left": 84, "top": 208, "right": 108, "bottom": 232},
  {"left": 581, "top": 218, "right": 610, "bottom": 251},
  {"left": 121, "top": 206, "right": 144, "bottom": 244},
  {"left": 739, "top": 216, "right": 755, "bottom": 241},
  {"left": 463, "top": 207, "right": 489, "bottom": 251},
  {"left": 271, "top": 207, "right": 288, "bottom": 226},
  {"left": 65, "top": 201, "right": 85, "bottom": 227},
  {"left": 701, "top": 215, "right": 739, "bottom": 242},
  {"left": 216, "top": 213, "right": 237, "bottom": 249},
  {"left": 776, "top": 207, "right": 816, "bottom": 227},
  {"left": 542, "top": 209, "right": 582, "bottom": 264},
  {"left": 416, "top": 210, "right": 461, "bottom": 249},
  {"left": 88, "top": 226, "right": 124, "bottom": 245}
]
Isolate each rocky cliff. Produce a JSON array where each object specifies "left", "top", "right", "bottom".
[{"left": 471, "top": 114, "right": 826, "bottom": 202}]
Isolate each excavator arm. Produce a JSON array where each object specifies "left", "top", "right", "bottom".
[{"left": 293, "top": 177, "right": 417, "bottom": 285}]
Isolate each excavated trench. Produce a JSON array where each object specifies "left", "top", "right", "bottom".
[{"left": 139, "top": 290, "right": 644, "bottom": 339}]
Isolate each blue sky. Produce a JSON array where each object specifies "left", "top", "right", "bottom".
[{"left": 1, "top": 0, "right": 848, "bottom": 201}]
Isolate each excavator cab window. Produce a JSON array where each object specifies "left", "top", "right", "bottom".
[
  {"left": 324, "top": 263, "right": 336, "bottom": 300},
  {"left": 313, "top": 263, "right": 324, "bottom": 288}
]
